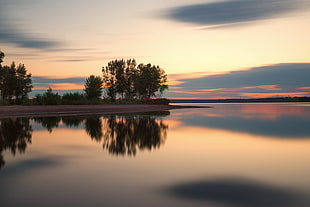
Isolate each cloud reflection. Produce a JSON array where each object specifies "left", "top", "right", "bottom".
[
  {"left": 172, "top": 104, "right": 310, "bottom": 139},
  {"left": 163, "top": 177, "right": 309, "bottom": 207}
]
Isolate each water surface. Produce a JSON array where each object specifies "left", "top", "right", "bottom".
[{"left": 1, "top": 103, "right": 310, "bottom": 207}]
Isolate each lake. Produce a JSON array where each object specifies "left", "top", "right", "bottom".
[{"left": 1, "top": 103, "right": 310, "bottom": 207}]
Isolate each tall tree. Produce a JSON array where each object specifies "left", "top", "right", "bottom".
[
  {"left": 102, "top": 60, "right": 119, "bottom": 100},
  {"left": 0, "top": 64, "right": 16, "bottom": 100},
  {"left": 15, "top": 63, "right": 33, "bottom": 101},
  {"left": 84, "top": 75, "right": 104, "bottom": 100},
  {"left": 124, "top": 59, "right": 138, "bottom": 99}
]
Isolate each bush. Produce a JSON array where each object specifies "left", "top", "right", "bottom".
[
  {"left": 35, "top": 88, "right": 61, "bottom": 105},
  {"left": 62, "top": 92, "right": 86, "bottom": 105}
]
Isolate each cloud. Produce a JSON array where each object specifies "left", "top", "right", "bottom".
[
  {"left": 0, "top": 22, "right": 62, "bottom": 50},
  {"left": 0, "top": 0, "right": 62, "bottom": 50},
  {"left": 165, "top": 0, "right": 309, "bottom": 27},
  {"left": 167, "top": 63, "right": 310, "bottom": 99},
  {"left": 32, "top": 76, "right": 86, "bottom": 94},
  {"left": 33, "top": 76, "right": 86, "bottom": 84}
]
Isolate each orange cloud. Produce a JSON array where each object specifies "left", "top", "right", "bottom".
[
  {"left": 200, "top": 88, "right": 225, "bottom": 92},
  {"left": 169, "top": 86, "right": 183, "bottom": 90},
  {"left": 297, "top": 87, "right": 310, "bottom": 90},
  {"left": 242, "top": 85, "right": 281, "bottom": 91},
  {"left": 238, "top": 92, "right": 310, "bottom": 98},
  {"left": 34, "top": 83, "right": 84, "bottom": 90},
  {"left": 169, "top": 90, "right": 208, "bottom": 94}
]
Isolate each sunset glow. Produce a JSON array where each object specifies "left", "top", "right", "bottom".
[{"left": 1, "top": 0, "right": 310, "bottom": 99}]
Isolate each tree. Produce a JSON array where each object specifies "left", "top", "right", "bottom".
[
  {"left": 102, "top": 59, "right": 168, "bottom": 100},
  {"left": 102, "top": 61, "right": 118, "bottom": 100},
  {"left": 135, "top": 63, "right": 168, "bottom": 99},
  {"left": 15, "top": 63, "right": 33, "bottom": 101},
  {"left": 0, "top": 64, "right": 16, "bottom": 100},
  {"left": 84, "top": 75, "right": 104, "bottom": 100},
  {"left": 0, "top": 52, "right": 33, "bottom": 102},
  {"left": 0, "top": 51, "right": 4, "bottom": 65},
  {"left": 124, "top": 59, "right": 138, "bottom": 99}
]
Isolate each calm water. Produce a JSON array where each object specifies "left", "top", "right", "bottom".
[{"left": 1, "top": 103, "right": 310, "bottom": 207}]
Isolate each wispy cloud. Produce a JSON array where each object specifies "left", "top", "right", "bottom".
[
  {"left": 31, "top": 76, "right": 86, "bottom": 95},
  {"left": 165, "top": 0, "right": 310, "bottom": 28},
  {"left": 33, "top": 76, "right": 86, "bottom": 84},
  {"left": 0, "top": 22, "right": 62, "bottom": 50}
]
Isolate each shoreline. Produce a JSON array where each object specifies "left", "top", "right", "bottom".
[{"left": 0, "top": 104, "right": 209, "bottom": 118}]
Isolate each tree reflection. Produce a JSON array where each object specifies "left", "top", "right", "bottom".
[
  {"left": 33, "top": 117, "right": 61, "bottom": 133},
  {"left": 62, "top": 116, "right": 84, "bottom": 128},
  {"left": 85, "top": 116, "right": 103, "bottom": 142},
  {"left": 0, "top": 112, "right": 169, "bottom": 168},
  {"left": 0, "top": 118, "right": 32, "bottom": 169},
  {"left": 102, "top": 113, "right": 168, "bottom": 156}
]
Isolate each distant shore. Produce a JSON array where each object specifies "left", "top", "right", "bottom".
[
  {"left": 170, "top": 97, "right": 310, "bottom": 103},
  {"left": 0, "top": 104, "right": 208, "bottom": 118}
]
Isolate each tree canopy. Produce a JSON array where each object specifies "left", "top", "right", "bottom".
[{"left": 102, "top": 59, "right": 168, "bottom": 100}]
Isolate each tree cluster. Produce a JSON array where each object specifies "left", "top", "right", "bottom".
[
  {"left": 0, "top": 51, "right": 168, "bottom": 105},
  {"left": 102, "top": 59, "right": 168, "bottom": 100},
  {"left": 0, "top": 51, "right": 32, "bottom": 103}
]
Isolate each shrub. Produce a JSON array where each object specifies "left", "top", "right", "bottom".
[
  {"left": 35, "top": 88, "right": 61, "bottom": 105},
  {"left": 62, "top": 92, "right": 86, "bottom": 105}
]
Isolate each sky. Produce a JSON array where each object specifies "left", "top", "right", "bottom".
[{"left": 1, "top": 0, "right": 310, "bottom": 99}]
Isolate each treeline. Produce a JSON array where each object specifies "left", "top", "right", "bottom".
[
  {"left": 34, "top": 88, "right": 169, "bottom": 105},
  {"left": 0, "top": 51, "right": 169, "bottom": 105}
]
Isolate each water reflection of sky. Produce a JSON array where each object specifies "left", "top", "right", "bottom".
[
  {"left": 168, "top": 103, "right": 310, "bottom": 138},
  {"left": 1, "top": 103, "right": 310, "bottom": 207}
]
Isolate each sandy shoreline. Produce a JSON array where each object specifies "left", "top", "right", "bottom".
[{"left": 0, "top": 104, "right": 204, "bottom": 118}]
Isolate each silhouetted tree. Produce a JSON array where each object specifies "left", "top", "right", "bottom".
[
  {"left": 135, "top": 63, "right": 168, "bottom": 99},
  {"left": 15, "top": 63, "right": 33, "bottom": 102},
  {"left": 0, "top": 51, "right": 4, "bottom": 65},
  {"left": 0, "top": 64, "right": 15, "bottom": 100},
  {"left": 102, "top": 59, "right": 167, "bottom": 100},
  {"left": 102, "top": 60, "right": 119, "bottom": 100},
  {"left": 84, "top": 75, "right": 103, "bottom": 101},
  {"left": 113, "top": 59, "right": 137, "bottom": 99},
  {"left": 0, "top": 118, "right": 33, "bottom": 169},
  {"left": 0, "top": 52, "right": 32, "bottom": 102}
]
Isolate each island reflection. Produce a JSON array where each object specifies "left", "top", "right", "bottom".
[{"left": 0, "top": 111, "right": 169, "bottom": 169}]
